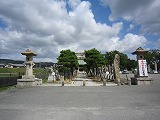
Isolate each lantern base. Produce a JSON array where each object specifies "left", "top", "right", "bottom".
[
  {"left": 131, "top": 77, "right": 153, "bottom": 85},
  {"left": 17, "top": 78, "right": 42, "bottom": 87}
]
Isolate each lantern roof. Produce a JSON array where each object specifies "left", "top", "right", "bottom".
[
  {"left": 21, "top": 49, "right": 37, "bottom": 56},
  {"left": 132, "top": 47, "right": 148, "bottom": 55}
]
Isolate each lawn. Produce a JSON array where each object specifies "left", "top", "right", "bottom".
[
  {"left": 0, "top": 68, "right": 49, "bottom": 83},
  {"left": 0, "top": 86, "right": 15, "bottom": 92},
  {"left": 0, "top": 68, "right": 49, "bottom": 77}
]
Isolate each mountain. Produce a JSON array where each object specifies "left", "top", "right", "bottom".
[
  {"left": 0, "top": 59, "right": 54, "bottom": 68},
  {"left": 0, "top": 59, "right": 24, "bottom": 64}
]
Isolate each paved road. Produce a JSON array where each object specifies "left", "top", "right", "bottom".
[
  {"left": 72, "top": 72, "right": 117, "bottom": 86},
  {"left": 0, "top": 74, "right": 160, "bottom": 120},
  {"left": 43, "top": 72, "right": 117, "bottom": 86}
]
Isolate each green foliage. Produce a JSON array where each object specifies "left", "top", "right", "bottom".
[
  {"left": 145, "top": 49, "right": 160, "bottom": 64},
  {"left": 126, "top": 59, "right": 136, "bottom": 71},
  {"left": 84, "top": 48, "right": 106, "bottom": 76},
  {"left": 0, "top": 68, "right": 49, "bottom": 78},
  {"left": 105, "top": 50, "right": 128, "bottom": 70},
  {"left": 144, "top": 49, "right": 160, "bottom": 70},
  {"left": 42, "top": 78, "right": 48, "bottom": 83},
  {"left": 0, "top": 68, "right": 25, "bottom": 73},
  {"left": 0, "top": 68, "right": 25, "bottom": 77},
  {"left": 0, "top": 86, "right": 10, "bottom": 92},
  {"left": 144, "top": 50, "right": 155, "bottom": 64},
  {"left": 33, "top": 68, "right": 49, "bottom": 75},
  {"left": 57, "top": 49, "right": 78, "bottom": 75}
]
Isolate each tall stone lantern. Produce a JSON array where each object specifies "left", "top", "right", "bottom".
[
  {"left": 17, "top": 49, "right": 42, "bottom": 87},
  {"left": 21, "top": 49, "right": 37, "bottom": 79},
  {"left": 131, "top": 47, "right": 153, "bottom": 85}
]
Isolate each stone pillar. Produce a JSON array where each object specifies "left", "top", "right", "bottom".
[
  {"left": 148, "top": 64, "right": 151, "bottom": 73},
  {"left": 113, "top": 54, "right": 120, "bottom": 85},
  {"left": 83, "top": 80, "right": 86, "bottom": 86},
  {"left": 47, "top": 67, "right": 56, "bottom": 83},
  {"left": 103, "top": 79, "right": 106, "bottom": 86},
  {"left": 23, "top": 61, "right": 35, "bottom": 79},
  {"left": 60, "top": 75, "right": 64, "bottom": 86},
  {"left": 154, "top": 63, "right": 158, "bottom": 74}
]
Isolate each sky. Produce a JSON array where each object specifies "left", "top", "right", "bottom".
[{"left": 0, "top": 0, "right": 160, "bottom": 62}]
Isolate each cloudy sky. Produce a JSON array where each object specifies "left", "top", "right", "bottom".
[{"left": 0, "top": 0, "right": 160, "bottom": 62}]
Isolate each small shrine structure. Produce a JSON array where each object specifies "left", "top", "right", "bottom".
[
  {"left": 131, "top": 47, "right": 153, "bottom": 85},
  {"left": 17, "top": 49, "right": 42, "bottom": 87}
]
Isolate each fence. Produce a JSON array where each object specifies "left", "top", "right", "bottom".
[
  {"left": 0, "top": 72, "right": 49, "bottom": 87},
  {"left": 0, "top": 73, "right": 22, "bottom": 87},
  {"left": 0, "top": 76, "right": 21, "bottom": 87}
]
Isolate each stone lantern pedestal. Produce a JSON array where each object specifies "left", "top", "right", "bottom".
[
  {"left": 17, "top": 49, "right": 42, "bottom": 87},
  {"left": 131, "top": 47, "right": 153, "bottom": 85}
]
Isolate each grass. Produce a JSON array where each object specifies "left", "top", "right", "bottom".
[
  {"left": 0, "top": 68, "right": 49, "bottom": 86},
  {"left": 42, "top": 78, "right": 48, "bottom": 83},
  {"left": 0, "top": 85, "right": 16, "bottom": 92},
  {"left": 0, "top": 68, "right": 25, "bottom": 77},
  {"left": 0, "top": 68, "right": 49, "bottom": 74},
  {"left": 0, "top": 68, "right": 49, "bottom": 92},
  {"left": 53, "top": 79, "right": 72, "bottom": 84},
  {"left": 0, "top": 86, "right": 9, "bottom": 92},
  {"left": 0, "top": 68, "right": 25, "bottom": 73},
  {"left": 0, "top": 68, "right": 49, "bottom": 77},
  {"left": 33, "top": 68, "right": 49, "bottom": 76}
]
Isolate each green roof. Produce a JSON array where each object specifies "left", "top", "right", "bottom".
[{"left": 78, "top": 60, "right": 86, "bottom": 65}]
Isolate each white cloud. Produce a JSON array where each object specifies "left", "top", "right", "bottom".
[
  {"left": 0, "top": 0, "right": 148, "bottom": 62},
  {"left": 100, "top": 0, "right": 160, "bottom": 35},
  {"left": 68, "top": 0, "right": 81, "bottom": 9},
  {"left": 127, "top": 24, "right": 134, "bottom": 31},
  {"left": 117, "top": 33, "right": 147, "bottom": 53}
]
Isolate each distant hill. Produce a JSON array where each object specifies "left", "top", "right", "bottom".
[
  {"left": 0, "top": 59, "right": 24, "bottom": 64},
  {"left": 0, "top": 59, "right": 54, "bottom": 68},
  {"left": 35, "top": 62, "right": 54, "bottom": 68}
]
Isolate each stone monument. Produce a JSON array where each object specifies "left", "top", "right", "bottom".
[
  {"left": 113, "top": 54, "right": 120, "bottom": 85},
  {"left": 131, "top": 47, "right": 153, "bottom": 85},
  {"left": 47, "top": 67, "right": 56, "bottom": 83},
  {"left": 154, "top": 62, "right": 158, "bottom": 74},
  {"left": 17, "top": 49, "right": 42, "bottom": 87}
]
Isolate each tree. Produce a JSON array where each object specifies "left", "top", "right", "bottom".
[
  {"left": 144, "top": 49, "right": 160, "bottom": 73},
  {"left": 105, "top": 50, "right": 128, "bottom": 70},
  {"left": 144, "top": 50, "right": 155, "bottom": 73},
  {"left": 126, "top": 59, "right": 136, "bottom": 71},
  {"left": 84, "top": 48, "right": 106, "bottom": 77},
  {"left": 57, "top": 49, "right": 78, "bottom": 79}
]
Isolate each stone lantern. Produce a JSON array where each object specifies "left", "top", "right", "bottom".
[
  {"left": 21, "top": 49, "right": 37, "bottom": 78},
  {"left": 17, "top": 49, "right": 42, "bottom": 87},
  {"left": 131, "top": 47, "right": 153, "bottom": 85},
  {"left": 132, "top": 47, "right": 147, "bottom": 60},
  {"left": 132, "top": 47, "right": 148, "bottom": 77}
]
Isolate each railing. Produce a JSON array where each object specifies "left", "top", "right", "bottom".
[
  {"left": 0, "top": 72, "right": 49, "bottom": 86},
  {"left": 0, "top": 73, "right": 22, "bottom": 87}
]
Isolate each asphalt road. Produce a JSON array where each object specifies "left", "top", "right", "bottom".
[
  {"left": 0, "top": 74, "right": 160, "bottom": 120},
  {"left": 72, "top": 72, "right": 116, "bottom": 86}
]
